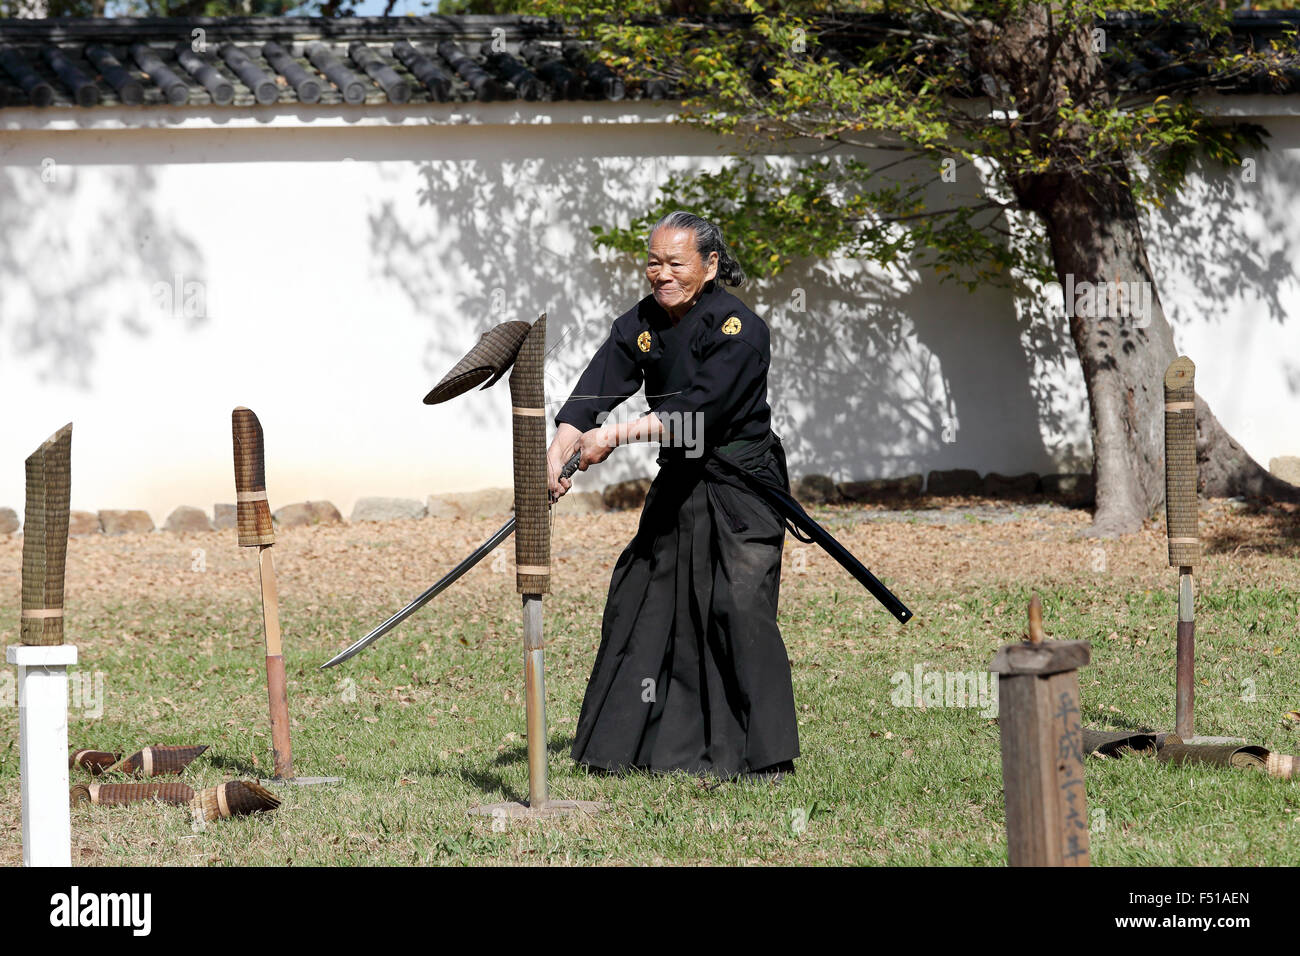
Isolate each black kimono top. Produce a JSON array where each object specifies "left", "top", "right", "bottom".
[{"left": 554, "top": 281, "right": 772, "bottom": 456}]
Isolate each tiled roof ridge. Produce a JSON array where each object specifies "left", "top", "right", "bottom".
[
  {"left": 0, "top": 14, "right": 574, "bottom": 43},
  {"left": 0, "top": 16, "right": 645, "bottom": 109},
  {"left": 1, "top": 12, "right": 1298, "bottom": 111}
]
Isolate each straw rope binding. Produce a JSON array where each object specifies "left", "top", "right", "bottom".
[
  {"left": 21, "top": 423, "right": 72, "bottom": 646},
  {"left": 189, "top": 780, "right": 282, "bottom": 824},
  {"left": 233, "top": 407, "right": 275, "bottom": 547},
  {"left": 424, "top": 320, "right": 532, "bottom": 405},
  {"left": 1163, "top": 357, "right": 1199, "bottom": 568},
  {"left": 1267, "top": 753, "right": 1298, "bottom": 780},
  {"left": 509, "top": 314, "right": 550, "bottom": 594}
]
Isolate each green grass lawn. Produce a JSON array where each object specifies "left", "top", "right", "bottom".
[{"left": 2, "top": 508, "right": 1298, "bottom": 865}]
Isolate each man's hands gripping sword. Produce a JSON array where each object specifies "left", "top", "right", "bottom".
[{"left": 547, "top": 414, "right": 665, "bottom": 502}]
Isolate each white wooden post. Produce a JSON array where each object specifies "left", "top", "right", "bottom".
[{"left": 6, "top": 643, "right": 77, "bottom": 867}]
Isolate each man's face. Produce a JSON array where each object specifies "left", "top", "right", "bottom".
[{"left": 646, "top": 227, "right": 719, "bottom": 316}]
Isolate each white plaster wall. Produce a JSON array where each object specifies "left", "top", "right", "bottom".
[{"left": 0, "top": 104, "right": 1296, "bottom": 523}]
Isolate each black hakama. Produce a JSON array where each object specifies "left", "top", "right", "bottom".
[{"left": 556, "top": 281, "right": 800, "bottom": 778}]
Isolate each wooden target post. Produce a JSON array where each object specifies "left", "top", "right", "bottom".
[
  {"left": 467, "top": 314, "right": 603, "bottom": 820},
  {"left": 232, "top": 409, "right": 339, "bottom": 786},
  {"left": 232, "top": 407, "right": 294, "bottom": 780},
  {"left": 990, "top": 595, "right": 1091, "bottom": 867},
  {"left": 6, "top": 423, "right": 77, "bottom": 867}
]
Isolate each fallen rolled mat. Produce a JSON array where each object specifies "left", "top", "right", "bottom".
[
  {"left": 1158, "top": 739, "right": 1267, "bottom": 769},
  {"left": 189, "top": 780, "right": 281, "bottom": 824},
  {"left": 1082, "top": 728, "right": 1162, "bottom": 757},
  {"left": 105, "top": 744, "right": 209, "bottom": 777},
  {"left": 71, "top": 782, "right": 196, "bottom": 807},
  {"left": 69, "top": 750, "right": 122, "bottom": 774},
  {"left": 1267, "top": 753, "right": 1298, "bottom": 780},
  {"left": 1157, "top": 740, "right": 1299, "bottom": 779}
]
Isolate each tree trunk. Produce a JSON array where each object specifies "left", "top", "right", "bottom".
[
  {"left": 972, "top": 9, "right": 1299, "bottom": 537},
  {"left": 1031, "top": 165, "right": 1299, "bottom": 534}
]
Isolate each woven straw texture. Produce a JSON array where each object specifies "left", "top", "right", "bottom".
[
  {"left": 72, "top": 782, "right": 196, "bottom": 806},
  {"left": 107, "top": 744, "right": 208, "bottom": 777},
  {"left": 189, "top": 780, "right": 281, "bottom": 823},
  {"left": 424, "top": 320, "right": 532, "bottom": 405},
  {"left": 1082, "top": 727, "right": 1158, "bottom": 757},
  {"left": 1157, "top": 740, "right": 1268, "bottom": 770},
  {"left": 232, "top": 407, "right": 275, "bottom": 547},
  {"left": 21, "top": 423, "right": 72, "bottom": 645},
  {"left": 1163, "top": 357, "right": 1199, "bottom": 567},
  {"left": 1267, "top": 752, "right": 1298, "bottom": 780},
  {"left": 509, "top": 315, "right": 550, "bottom": 594},
  {"left": 70, "top": 750, "right": 121, "bottom": 774}
]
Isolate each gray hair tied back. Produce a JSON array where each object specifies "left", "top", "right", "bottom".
[{"left": 650, "top": 210, "right": 746, "bottom": 287}]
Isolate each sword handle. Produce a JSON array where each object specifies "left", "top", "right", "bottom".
[{"left": 549, "top": 451, "right": 583, "bottom": 504}]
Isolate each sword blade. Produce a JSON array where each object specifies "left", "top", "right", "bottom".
[
  {"left": 764, "top": 484, "right": 913, "bottom": 624},
  {"left": 319, "top": 515, "right": 516, "bottom": 669}
]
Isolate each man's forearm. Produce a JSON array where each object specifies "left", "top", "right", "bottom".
[
  {"left": 599, "top": 413, "right": 664, "bottom": 448},
  {"left": 552, "top": 422, "right": 583, "bottom": 455}
]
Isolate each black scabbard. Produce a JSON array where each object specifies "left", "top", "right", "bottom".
[{"left": 708, "top": 449, "right": 913, "bottom": 624}]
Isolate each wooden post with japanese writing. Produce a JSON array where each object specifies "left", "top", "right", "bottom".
[{"left": 990, "top": 594, "right": 1091, "bottom": 867}]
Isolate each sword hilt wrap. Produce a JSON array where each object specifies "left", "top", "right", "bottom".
[
  {"left": 1163, "top": 357, "right": 1199, "bottom": 568},
  {"left": 232, "top": 406, "right": 275, "bottom": 548},
  {"left": 548, "top": 451, "right": 582, "bottom": 505}
]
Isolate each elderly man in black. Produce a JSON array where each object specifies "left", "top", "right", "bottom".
[{"left": 547, "top": 210, "right": 797, "bottom": 781}]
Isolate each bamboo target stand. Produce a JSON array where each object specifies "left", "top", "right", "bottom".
[
  {"left": 452, "top": 314, "right": 605, "bottom": 821},
  {"left": 1160, "top": 357, "right": 1242, "bottom": 747},
  {"left": 7, "top": 424, "right": 77, "bottom": 866},
  {"left": 232, "top": 407, "right": 340, "bottom": 788}
]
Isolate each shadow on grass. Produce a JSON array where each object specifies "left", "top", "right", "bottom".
[
  {"left": 206, "top": 752, "right": 263, "bottom": 776},
  {"left": 1080, "top": 706, "right": 1160, "bottom": 734},
  {"left": 1203, "top": 504, "right": 1300, "bottom": 558},
  {"left": 445, "top": 767, "right": 526, "bottom": 805},
  {"left": 492, "top": 735, "right": 574, "bottom": 768}
]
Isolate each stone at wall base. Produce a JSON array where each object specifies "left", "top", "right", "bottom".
[
  {"left": 426, "top": 488, "right": 515, "bottom": 519},
  {"left": 794, "top": 474, "right": 841, "bottom": 506},
  {"left": 602, "top": 478, "right": 652, "bottom": 511},
  {"left": 307, "top": 501, "right": 343, "bottom": 524},
  {"left": 68, "top": 511, "right": 101, "bottom": 536},
  {"left": 1041, "top": 472, "right": 1096, "bottom": 504},
  {"left": 926, "top": 469, "right": 982, "bottom": 496},
  {"left": 350, "top": 497, "right": 427, "bottom": 523},
  {"left": 163, "top": 505, "right": 214, "bottom": 533},
  {"left": 837, "top": 475, "right": 923, "bottom": 502},
  {"left": 275, "top": 500, "right": 345, "bottom": 528},
  {"left": 98, "top": 510, "right": 155, "bottom": 535},
  {"left": 982, "top": 472, "right": 1041, "bottom": 497},
  {"left": 213, "top": 503, "right": 236, "bottom": 530},
  {"left": 1270, "top": 456, "right": 1300, "bottom": 487},
  {"left": 0, "top": 507, "right": 17, "bottom": 534}
]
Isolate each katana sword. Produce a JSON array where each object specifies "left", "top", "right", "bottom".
[
  {"left": 706, "top": 445, "right": 913, "bottom": 624},
  {"left": 319, "top": 450, "right": 583, "bottom": 669}
]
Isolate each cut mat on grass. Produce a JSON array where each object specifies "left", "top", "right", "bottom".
[{"left": 2, "top": 496, "right": 1298, "bottom": 866}]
